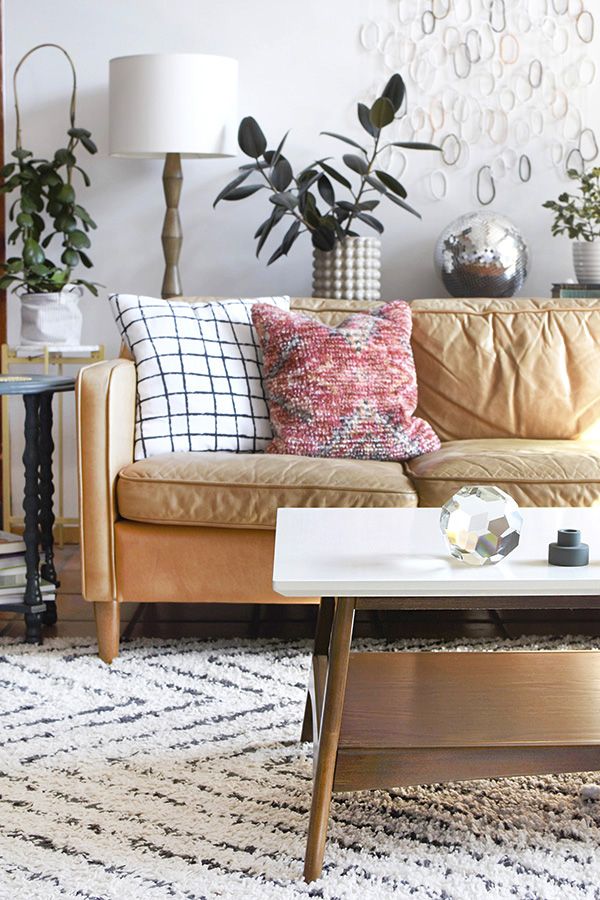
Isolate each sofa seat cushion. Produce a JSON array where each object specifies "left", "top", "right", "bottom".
[
  {"left": 117, "top": 451, "right": 418, "bottom": 529},
  {"left": 405, "top": 438, "right": 600, "bottom": 507}
]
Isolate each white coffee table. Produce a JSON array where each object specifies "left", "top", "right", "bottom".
[{"left": 273, "top": 507, "right": 600, "bottom": 882}]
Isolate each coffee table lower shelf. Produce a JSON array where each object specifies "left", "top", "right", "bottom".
[{"left": 308, "top": 650, "right": 600, "bottom": 794}]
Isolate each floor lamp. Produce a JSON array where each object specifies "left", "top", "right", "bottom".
[{"left": 109, "top": 53, "right": 238, "bottom": 298}]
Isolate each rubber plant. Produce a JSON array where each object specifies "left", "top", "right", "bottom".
[
  {"left": 0, "top": 43, "right": 99, "bottom": 295},
  {"left": 214, "top": 73, "right": 440, "bottom": 264}
]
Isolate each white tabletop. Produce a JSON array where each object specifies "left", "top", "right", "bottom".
[{"left": 273, "top": 507, "right": 600, "bottom": 597}]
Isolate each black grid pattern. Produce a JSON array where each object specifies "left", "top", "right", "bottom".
[{"left": 109, "top": 294, "right": 290, "bottom": 460}]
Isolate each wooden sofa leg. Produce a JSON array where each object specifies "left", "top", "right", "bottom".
[{"left": 94, "top": 601, "right": 120, "bottom": 664}]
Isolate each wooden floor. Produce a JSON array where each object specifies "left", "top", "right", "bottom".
[{"left": 2, "top": 544, "right": 600, "bottom": 647}]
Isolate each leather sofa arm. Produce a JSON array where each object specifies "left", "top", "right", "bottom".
[{"left": 76, "top": 358, "right": 136, "bottom": 603}]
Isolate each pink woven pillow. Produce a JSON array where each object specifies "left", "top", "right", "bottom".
[{"left": 251, "top": 300, "right": 440, "bottom": 460}]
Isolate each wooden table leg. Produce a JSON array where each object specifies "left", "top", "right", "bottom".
[
  {"left": 301, "top": 597, "right": 336, "bottom": 742},
  {"left": 38, "top": 391, "right": 58, "bottom": 625},
  {"left": 304, "top": 597, "right": 355, "bottom": 883}
]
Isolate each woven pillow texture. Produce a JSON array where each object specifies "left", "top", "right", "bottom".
[
  {"left": 251, "top": 299, "right": 440, "bottom": 460},
  {"left": 109, "top": 293, "right": 289, "bottom": 460}
]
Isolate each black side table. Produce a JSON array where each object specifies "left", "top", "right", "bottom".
[{"left": 0, "top": 374, "right": 75, "bottom": 643}]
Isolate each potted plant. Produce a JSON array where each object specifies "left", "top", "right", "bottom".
[
  {"left": 214, "top": 73, "right": 440, "bottom": 300},
  {"left": 542, "top": 167, "right": 600, "bottom": 284},
  {"left": 0, "top": 44, "right": 99, "bottom": 346}
]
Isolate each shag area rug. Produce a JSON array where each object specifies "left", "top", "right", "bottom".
[{"left": 1, "top": 634, "right": 600, "bottom": 900}]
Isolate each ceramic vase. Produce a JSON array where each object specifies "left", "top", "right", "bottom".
[
  {"left": 312, "top": 236, "right": 381, "bottom": 301},
  {"left": 20, "top": 284, "right": 84, "bottom": 346},
  {"left": 572, "top": 241, "right": 600, "bottom": 284}
]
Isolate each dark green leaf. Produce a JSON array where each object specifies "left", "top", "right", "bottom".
[
  {"left": 75, "top": 278, "right": 99, "bottom": 296},
  {"left": 255, "top": 206, "right": 286, "bottom": 256},
  {"left": 80, "top": 136, "right": 98, "bottom": 154},
  {"left": 375, "top": 169, "right": 407, "bottom": 198},
  {"left": 365, "top": 174, "right": 385, "bottom": 193},
  {"left": 12, "top": 148, "right": 32, "bottom": 160},
  {"left": 16, "top": 212, "right": 33, "bottom": 228},
  {"left": 301, "top": 192, "right": 321, "bottom": 227},
  {"left": 73, "top": 205, "right": 97, "bottom": 228},
  {"left": 318, "top": 174, "right": 335, "bottom": 207},
  {"left": 271, "top": 158, "right": 293, "bottom": 192},
  {"left": 7, "top": 228, "right": 20, "bottom": 243},
  {"left": 213, "top": 169, "right": 253, "bottom": 206},
  {"left": 74, "top": 165, "right": 91, "bottom": 186},
  {"left": 271, "top": 130, "right": 290, "bottom": 168},
  {"left": 317, "top": 161, "right": 352, "bottom": 190},
  {"left": 266, "top": 242, "right": 288, "bottom": 266},
  {"left": 269, "top": 191, "right": 298, "bottom": 210},
  {"left": 238, "top": 116, "right": 267, "bottom": 159},
  {"left": 381, "top": 73, "right": 405, "bottom": 113},
  {"left": 0, "top": 163, "right": 15, "bottom": 178},
  {"left": 281, "top": 220, "right": 301, "bottom": 254},
  {"left": 384, "top": 191, "right": 421, "bottom": 218},
  {"left": 47, "top": 200, "right": 64, "bottom": 217},
  {"left": 388, "top": 141, "right": 441, "bottom": 151},
  {"left": 55, "top": 213, "right": 77, "bottom": 233},
  {"left": 59, "top": 184, "right": 76, "bottom": 204},
  {"left": 311, "top": 226, "right": 337, "bottom": 251},
  {"left": 40, "top": 169, "right": 62, "bottom": 187},
  {"left": 297, "top": 167, "right": 319, "bottom": 186},
  {"left": 79, "top": 251, "right": 94, "bottom": 269},
  {"left": 357, "top": 102, "right": 379, "bottom": 138},
  {"left": 23, "top": 238, "right": 45, "bottom": 266},
  {"left": 343, "top": 154, "right": 369, "bottom": 175},
  {"left": 69, "top": 229, "right": 91, "bottom": 249},
  {"left": 358, "top": 199, "right": 380, "bottom": 211},
  {"left": 5, "top": 259, "right": 22, "bottom": 273},
  {"left": 370, "top": 97, "right": 395, "bottom": 129},
  {"left": 54, "top": 148, "right": 76, "bottom": 166},
  {"left": 41, "top": 232, "right": 56, "bottom": 249},
  {"left": 21, "top": 194, "right": 43, "bottom": 213},
  {"left": 336, "top": 200, "right": 360, "bottom": 214},
  {"left": 320, "top": 132, "right": 367, "bottom": 153},
  {"left": 68, "top": 127, "right": 92, "bottom": 138},
  {"left": 61, "top": 249, "right": 80, "bottom": 267},
  {"left": 355, "top": 211, "right": 384, "bottom": 233},
  {"left": 220, "top": 184, "right": 264, "bottom": 201}
]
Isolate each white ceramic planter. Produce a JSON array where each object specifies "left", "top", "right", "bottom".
[
  {"left": 20, "top": 284, "right": 83, "bottom": 346},
  {"left": 312, "top": 236, "right": 381, "bottom": 301},
  {"left": 572, "top": 241, "right": 600, "bottom": 284}
]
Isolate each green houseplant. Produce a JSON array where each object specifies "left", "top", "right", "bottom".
[
  {"left": 542, "top": 167, "right": 600, "bottom": 284},
  {"left": 215, "top": 73, "right": 439, "bottom": 299},
  {"left": 0, "top": 44, "right": 99, "bottom": 345}
]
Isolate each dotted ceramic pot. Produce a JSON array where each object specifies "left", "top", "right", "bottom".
[{"left": 312, "top": 236, "right": 382, "bottom": 301}]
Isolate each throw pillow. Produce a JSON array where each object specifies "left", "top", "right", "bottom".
[
  {"left": 251, "top": 300, "right": 440, "bottom": 460},
  {"left": 109, "top": 294, "right": 290, "bottom": 460}
]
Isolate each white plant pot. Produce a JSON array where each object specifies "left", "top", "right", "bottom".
[
  {"left": 312, "top": 236, "right": 382, "bottom": 301},
  {"left": 20, "top": 285, "right": 84, "bottom": 346},
  {"left": 572, "top": 241, "right": 600, "bottom": 284}
]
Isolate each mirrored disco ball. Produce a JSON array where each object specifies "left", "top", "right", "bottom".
[
  {"left": 439, "top": 485, "right": 523, "bottom": 566},
  {"left": 434, "top": 211, "right": 530, "bottom": 297}
]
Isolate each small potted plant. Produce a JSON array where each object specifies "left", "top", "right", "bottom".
[
  {"left": 542, "top": 167, "right": 600, "bottom": 284},
  {"left": 214, "top": 73, "right": 440, "bottom": 300},
  {"left": 0, "top": 44, "right": 99, "bottom": 346}
]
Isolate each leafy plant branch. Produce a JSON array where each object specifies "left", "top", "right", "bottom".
[
  {"left": 0, "top": 43, "right": 100, "bottom": 295},
  {"left": 542, "top": 167, "right": 600, "bottom": 242},
  {"left": 214, "top": 73, "right": 440, "bottom": 265}
]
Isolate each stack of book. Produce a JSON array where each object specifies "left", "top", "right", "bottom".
[
  {"left": 552, "top": 283, "right": 600, "bottom": 299},
  {"left": 0, "top": 530, "right": 55, "bottom": 606}
]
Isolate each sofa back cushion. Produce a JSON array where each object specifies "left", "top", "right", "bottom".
[{"left": 410, "top": 297, "right": 600, "bottom": 442}]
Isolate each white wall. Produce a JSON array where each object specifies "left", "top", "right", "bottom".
[{"left": 3, "top": 0, "right": 600, "bottom": 516}]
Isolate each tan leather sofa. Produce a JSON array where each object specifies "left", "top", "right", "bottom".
[{"left": 77, "top": 295, "right": 600, "bottom": 663}]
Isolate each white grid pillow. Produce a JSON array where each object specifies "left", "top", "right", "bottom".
[{"left": 109, "top": 294, "right": 290, "bottom": 460}]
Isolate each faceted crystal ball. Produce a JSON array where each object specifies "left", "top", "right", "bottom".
[
  {"left": 434, "top": 211, "right": 530, "bottom": 298},
  {"left": 439, "top": 485, "right": 523, "bottom": 566}
]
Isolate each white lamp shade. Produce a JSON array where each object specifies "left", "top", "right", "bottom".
[{"left": 109, "top": 53, "right": 238, "bottom": 158}]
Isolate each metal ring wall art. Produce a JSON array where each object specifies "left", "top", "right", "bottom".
[{"left": 360, "top": 0, "right": 598, "bottom": 204}]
